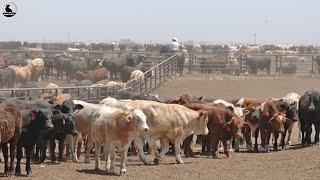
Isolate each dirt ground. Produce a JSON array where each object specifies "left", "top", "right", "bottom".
[{"left": 2, "top": 75, "right": 320, "bottom": 180}]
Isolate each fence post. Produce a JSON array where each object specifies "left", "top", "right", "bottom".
[
  {"left": 139, "top": 77, "right": 141, "bottom": 94},
  {"left": 279, "top": 55, "right": 283, "bottom": 75},
  {"left": 311, "top": 56, "right": 314, "bottom": 75},
  {"left": 96, "top": 87, "right": 100, "bottom": 99},
  {"left": 88, "top": 88, "right": 91, "bottom": 100},
  {"left": 275, "top": 55, "right": 278, "bottom": 74},
  {"left": 154, "top": 68, "right": 157, "bottom": 89}
]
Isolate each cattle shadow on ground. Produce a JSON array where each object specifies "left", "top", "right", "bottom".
[
  {"left": 0, "top": 173, "right": 28, "bottom": 178},
  {"left": 76, "top": 169, "right": 121, "bottom": 176}
]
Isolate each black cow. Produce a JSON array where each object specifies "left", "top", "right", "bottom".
[
  {"left": 102, "top": 59, "right": 127, "bottom": 79},
  {"left": 281, "top": 63, "right": 297, "bottom": 75},
  {"left": 43, "top": 57, "right": 55, "bottom": 79},
  {"left": 126, "top": 55, "right": 144, "bottom": 67},
  {"left": 120, "top": 66, "right": 137, "bottom": 82},
  {"left": 246, "top": 57, "right": 271, "bottom": 75},
  {"left": 65, "top": 60, "right": 87, "bottom": 83},
  {"left": 0, "top": 67, "right": 16, "bottom": 88},
  {"left": 12, "top": 100, "right": 54, "bottom": 176},
  {"left": 298, "top": 90, "right": 320, "bottom": 146}
]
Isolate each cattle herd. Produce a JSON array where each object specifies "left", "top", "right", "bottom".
[
  {"left": 1, "top": 88, "right": 320, "bottom": 176},
  {"left": 0, "top": 54, "right": 147, "bottom": 89}
]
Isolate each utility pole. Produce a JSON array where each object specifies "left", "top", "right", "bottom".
[
  {"left": 253, "top": 33, "right": 257, "bottom": 45},
  {"left": 67, "top": 32, "right": 70, "bottom": 44}
]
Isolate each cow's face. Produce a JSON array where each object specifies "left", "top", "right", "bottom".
[
  {"left": 195, "top": 110, "right": 209, "bottom": 135},
  {"left": 32, "top": 109, "right": 54, "bottom": 129},
  {"left": 268, "top": 114, "right": 286, "bottom": 133},
  {"left": 286, "top": 102, "right": 298, "bottom": 122},
  {"left": 62, "top": 114, "right": 78, "bottom": 136},
  {"left": 224, "top": 117, "right": 246, "bottom": 139},
  {"left": 132, "top": 109, "right": 149, "bottom": 133}
]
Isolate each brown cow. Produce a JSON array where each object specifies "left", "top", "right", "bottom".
[
  {"left": 0, "top": 102, "right": 22, "bottom": 175},
  {"left": 183, "top": 103, "right": 246, "bottom": 158},
  {"left": 169, "top": 94, "right": 203, "bottom": 104},
  {"left": 236, "top": 97, "right": 265, "bottom": 108},
  {"left": 0, "top": 57, "right": 6, "bottom": 69},
  {"left": 75, "top": 68, "right": 109, "bottom": 83},
  {"left": 251, "top": 101, "right": 289, "bottom": 152}
]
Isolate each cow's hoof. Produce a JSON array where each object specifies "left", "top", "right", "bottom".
[
  {"left": 120, "top": 169, "right": 126, "bottom": 175},
  {"left": 8, "top": 168, "right": 15, "bottom": 176},
  {"left": 108, "top": 171, "right": 115, "bottom": 176},
  {"left": 15, "top": 172, "right": 21, "bottom": 176},
  {"left": 95, "top": 168, "right": 99, "bottom": 171},
  {"left": 72, "top": 159, "right": 79, "bottom": 163},
  {"left": 176, "top": 159, "right": 184, "bottom": 164},
  {"left": 154, "top": 158, "right": 160, "bottom": 165},
  {"left": 287, "top": 141, "right": 292, "bottom": 146},
  {"left": 84, "top": 159, "right": 90, "bottom": 164},
  {"left": 27, "top": 170, "right": 32, "bottom": 175}
]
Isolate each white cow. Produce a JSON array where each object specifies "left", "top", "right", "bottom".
[
  {"left": 128, "top": 100, "right": 208, "bottom": 165},
  {"left": 92, "top": 106, "right": 149, "bottom": 175}
]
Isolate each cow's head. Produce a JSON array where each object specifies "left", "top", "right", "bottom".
[
  {"left": 195, "top": 110, "right": 209, "bottom": 135},
  {"left": 30, "top": 108, "right": 54, "bottom": 130},
  {"left": 60, "top": 113, "right": 78, "bottom": 136},
  {"left": 132, "top": 109, "right": 149, "bottom": 133},
  {"left": 268, "top": 113, "right": 287, "bottom": 133},
  {"left": 285, "top": 102, "right": 299, "bottom": 122},
  {"left": 223, "top": 117, "right": 247, "bottom": 139}
]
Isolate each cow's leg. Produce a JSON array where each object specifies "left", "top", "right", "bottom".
[
  {"left": 145, "top": 137, "right": 161, "bottom": 165},
  {"left": 273, "top": 132, "right": 279, "bottom": 151},
  {"left": 245, "top": 127, "right": 254, "bottom": 151},
  {"left": 2, "top": 143, "right": 9, "bottom": 175},
  {"left": 49, "top": 139, "right": 57, "bottom": 162},
  {"left": 157, "top": 138, "right": 170, "bottom": 161},
  {"left": 314, "top": 122, "right": 320, "bottom": 145},
  {"left": 85, "top": 134, "right": 93, "bottom": 163},
  {"left": 9, "top": 140, "right": 16, "bottom": 174},
  {"left": 234, "top": 138, "right": 240, "bottom": 152},
  {"left": 94, "top": 141, "right": 101, "bottom": 171},
  {"left": 306, "top": 122, "right": 313, "bottom": 146},
  {"left": 223, "top": 140, "right": 232, "bottom": 157},
  {"left": 107, "top": 146, "right": 116, "bottom": 175},
  {"left": 104, "top": 144, "right": 110, "bottom": 170},
  {"left": 174, "top": 138, "right": 183, "bottom": 164},
  {"left": 286, "top": 122, "right": 295, "bottom": 146},
  {"left": 280, "top": 130, "right": 287, "bottom": 150},
  {"left": 210, "top": 133, "right": 220, "bottom": 158},
  {"left": 254, "top": 128, "right": 260, "bottom": 151},
  {"left": 119, "top": 144, "right": 130, "bottom": 175},
  {"left": 134, "top": 137, "right": 150, "bottom": 165},
  {"left": 15, "top": 144, "right": 22, "bottom": 176},
  {"left": 58, "top": 139, "right": 65, "bottom": 161},
  {"left": 77, "top": 140, "right": 82, "bottom": 160},
  {"left": 25, "top": 147, "right": 32, "bottom": 175},
  {"left": 39, "top": 140, "right": 47, "bottom": 163},
  {"left": 182, "top": 134, "right": 194, "bottom": 157},
  {"left": 70, "top": 135, "right": 79, "bottom": 162}
]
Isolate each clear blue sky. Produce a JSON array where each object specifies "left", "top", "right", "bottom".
[{"left": 0, "top": 0, "right": 319, "bottom": 44}]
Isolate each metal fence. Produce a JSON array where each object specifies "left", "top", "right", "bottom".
[
  {"left": 0, "top": 85, "right": 117, "bottom": 100},
  {"left": 188, "top": 52, "right": 320, "bottom": 77},
  {"left": 124, "top": 54, "right": 178, "bottom": 94},
  {"left": 0, "top": 54, "right": 178, "bottom": 100}
]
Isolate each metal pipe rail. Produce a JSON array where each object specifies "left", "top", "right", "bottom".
[{"left": 124, "top": 54, "right": 178, "bottom": 94}]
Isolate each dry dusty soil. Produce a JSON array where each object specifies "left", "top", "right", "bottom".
[{"left": 2, "top": 75, "right": 320, "bottom": 180}]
